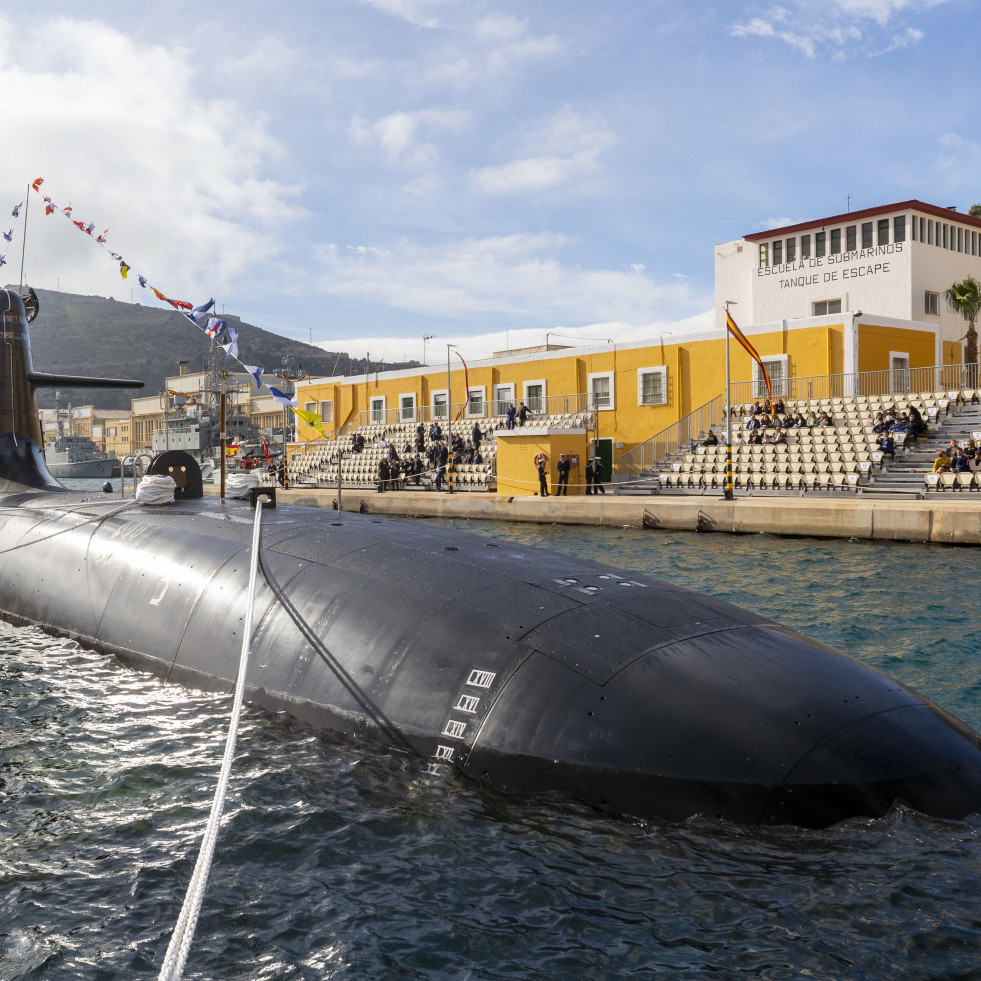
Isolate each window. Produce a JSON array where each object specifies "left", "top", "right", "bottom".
[
  {"left": 924, "top": 291, "right": 939, "bottom": 316},
  {"left": 846, "top": 225, "right": 857, "bottom": 251},
  {"left": 815, "top": 231, "right": 826, "bottom": 257},
  {"left": 974, "top": 231, "right": 978, "bottom": 256},
  {"left": 919, "top": 216, "right": 925, "bottom": 242},
  {"left": 772, "top": 240, "right": 783, "bottom": 265},
  {"left": 830, "top": 229, "right": 841, "bottom": 254},
  {"left": 523, "top": 380, "right": 546, "bottom": 412},
  {"left": 432, "top": 390, "right": 448, "bottom": 419},
  {"left": 927, "top": 219, "right": 934, "bottom": 245},
  {"left": 957, "top": 227, "right": 963, "bottom": 252},
  {"left": 758, "top": 243, "right": 768, "bottom": 267},
  {"left": 786, "top": 238, "right": 796, "bottom": 261},
  {"left": 813, "top": 299, "right": 842, "bottom": 316},
  {"left": 399, "top": 393, "right": 416, "bottom": 422},
  {"left": 370, "top": 396, "right": 386, "bottom": 424},
  {"left": 319, "top": 400, "right": 333, "bottom": 424},
  {"left": 588, "top": 372, "right": 615, "bottom": 411},
  {"left": 943, "top": 224, "right": 948, "bottom": 249},
  {"left": 801, "top": 234, "right": 811, "bottom": 258},
  {"left": 894, "top": 215, "right": 906, "bottom": 242},
  {"left": 637, "top": 367, "right": 667, "bottom": 406},
  {"left": 862, "top": 222, "right": 874, "bottom": 249},
  {"left": 754, "top": 355, "right": 788, "bottom": 398},
  {"left": 877, "top": 219, "right": 889, "bottom": 245},
  {"left": 911, "top": 217, "right": 917, "bottom": 241},
  {"left": 492, "top": 384, "right": 514, "bottom": 417},
  {"left": 467, "top": 387, "right": 486, "bottom": 417}
]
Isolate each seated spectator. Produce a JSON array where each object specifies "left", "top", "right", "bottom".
[
  {"left": 772, "top": 398, "right": 786, "bottom": 415},
  {"left": 951, "top": 448, "right": 971, "bottom": 473},
  {"left": 971, "top": 451, "right": 981, "bottom": 473},
  {"left": 759, "top": 413, "right": 773, "bottom": 428},
  {"left": 748, "top": 429, "right": 763, "bottom": 445},
  {"left": 877, "top": 433, "right": 895, "bottom": 460},
  {"left": 872, "top": 412, "right": 889, "bottom": 434},
  {"left": 746, "top": 416, "right": 761, "bottom": 431},
  {"left": 890, "top": 413, "right": 909, "bottom": 432},
  {"left": 908, "top": 405, "right": 928, "bottom": 439},
  {"left": 932, "top": 449, "right": 950, "bottom": 473},
  {"left": 805, "top": 410, "right": 819, "bottom": 427},
  {"left": 751, "top": 401, "right": 763, "bottom": 416},
  {"left": 769, "top": 426, "right": 787, "bottom": 445},
  {"left": 701, "top": 428, "right": 719, "bottom": 446},
  {"left": 791, "top": 411, "right": 806, "bottom": 428}
]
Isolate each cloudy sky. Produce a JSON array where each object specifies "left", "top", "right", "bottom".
[{"left": 1, "top": 0, "right": 977, "bottom": 366}]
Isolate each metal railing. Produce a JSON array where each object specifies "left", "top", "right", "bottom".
[
  {"left": 726, "top": 362, "right": 979, "bottom": 406},
  {"left": 615, "top": 394, "right": 727, "bottom": 482},
  {"left": 616, "top": 361, "right": 980, "bottom": 480}
]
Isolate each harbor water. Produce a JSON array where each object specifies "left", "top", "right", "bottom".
[{"left": 1, "top": 519, "right": 979, "bottom": 980}]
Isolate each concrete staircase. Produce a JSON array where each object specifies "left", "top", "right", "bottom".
[{"left": 864, "top": 401, "right": 981, "bottom": 496}]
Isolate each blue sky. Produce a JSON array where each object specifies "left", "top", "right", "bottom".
[{"left": 1, "top": 0, "right": 978, "bottom": 365}]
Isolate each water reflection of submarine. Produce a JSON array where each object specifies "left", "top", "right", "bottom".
[{"left": 2, "top": 287, "right": 980, "bottom": 828}]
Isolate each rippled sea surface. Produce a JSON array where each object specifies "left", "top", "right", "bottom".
[{"left": 2, "top": 520, "right": 980, "bottom": 980}]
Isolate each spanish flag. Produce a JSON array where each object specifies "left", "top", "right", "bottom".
[{"left": 726, "top": 309, "right": 773, "bottom": 409}]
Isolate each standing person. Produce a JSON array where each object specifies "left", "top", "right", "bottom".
[
  {"left": 471, "top": 422, "right": 482, "bottom": 452},
  {"left": 536, "top": 454, "right": 549, "bottom": 497},
  {"left": 412, "top": 453, "right": 423, "bottom": 486},
  {"left": 592, "top": 456, "right": 606, "bottom": 494},
  {"left": 556, "top": 454, "right": 570, "bottom": 496},
  {"left": 584, "top": 457, "right": 594, "bottom": 495},
  {"left": 377, "top": 457, "right": 389, "bottom": 492},
  {"left": 518, "top": 401, "right": 529, "bottom": 426},
  {"left": 506, "top": 402, "right": 516, "bottom": 430}
]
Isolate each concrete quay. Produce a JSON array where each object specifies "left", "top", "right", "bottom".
[{"left": 255, "top": 486, "right": 981, "bottom": 546}]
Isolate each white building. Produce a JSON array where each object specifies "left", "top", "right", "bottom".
[{"left": 715, "top": 200, "right": 981, "bottom": 361}]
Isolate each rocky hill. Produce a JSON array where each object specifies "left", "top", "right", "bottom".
[{"left": 23, "top": 289, "right": 415, "bottom": 410}]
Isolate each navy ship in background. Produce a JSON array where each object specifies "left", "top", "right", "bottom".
[{"left": 1, "top": 286, "right": 980, "bottom": 828}]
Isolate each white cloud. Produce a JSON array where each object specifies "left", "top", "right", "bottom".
[
  {"left": 355, "top": 0, "right": 454, "bottom": 29},
  {"left": 729, "top": 0, "right": 949, "bottom": 56},
  {"left": 0, "top": 16, "right": 301, "bottom": 302},
  {"left": 470, "top": 109, "right": 615, "bottom": 194},
  {"left": 311, "top": 232, "right": 709, "bottom": 333},
  {"left": 348, "top": 108, "right": 470, "bottom": 167}
]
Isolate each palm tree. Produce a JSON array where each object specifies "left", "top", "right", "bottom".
[{"left": 944, "top": 276, "right": 981, "bottom": 387}]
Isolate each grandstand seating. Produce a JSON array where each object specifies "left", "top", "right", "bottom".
[{"left": 653, "top": 388, "right": 981, "bottom": 496}]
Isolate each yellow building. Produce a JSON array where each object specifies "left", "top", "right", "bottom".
[{"left": 293, "top": 312, "right": 943, "bottom": 490}]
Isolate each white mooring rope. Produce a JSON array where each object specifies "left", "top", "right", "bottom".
[{"left": 157, "top": 499, "right": 265, "bottom": 981}]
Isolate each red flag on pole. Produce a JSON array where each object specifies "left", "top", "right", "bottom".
[{"left": 726, "top": 309, "right": 773, "bottom": 409}]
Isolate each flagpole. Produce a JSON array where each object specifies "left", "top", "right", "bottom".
[
  {"left": 19, "top": 183, "right": 29, "bottom": 289},
  {"left": 724, "top": 300, "right": 736, "bottom": 502}
]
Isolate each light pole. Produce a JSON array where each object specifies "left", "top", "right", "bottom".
[
  {"left": 723, "top": 301, "right": 736, "bottom": 501},
  {"left": 446, "top": 343, "right": 455, "bottom": 493},
  {"left": 423, "top": 334, "right": 435, "bottom": 365}
]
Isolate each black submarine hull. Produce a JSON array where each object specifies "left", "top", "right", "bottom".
[{"left": 0, "top": 481, "right": 979, "bottom": 827}]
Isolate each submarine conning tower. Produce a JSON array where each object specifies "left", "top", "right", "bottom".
[
  {"left": 0, "top": 288, "right": 44, "bottom": 445},
  {"left": 0, "top": 287, "right": 144, "bottom": 489}
]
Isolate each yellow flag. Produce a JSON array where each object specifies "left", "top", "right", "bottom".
[{"left": 293, "top": 407, "right": 324, "bottom": 434}]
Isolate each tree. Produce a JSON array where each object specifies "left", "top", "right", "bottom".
[
  {"left": 944, "top": 275, "right": 981, "bottom": 386},
  {"left": 969, "top": 204, "right": 981, "bottom": 218}
]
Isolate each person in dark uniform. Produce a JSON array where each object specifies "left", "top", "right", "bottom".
[
  {"left": 471, "top": 422, "right": 482, "bottom": 452},
  {"left": 536, "top": 456, "right": 549, "bottom": 496},
  {"left": 378, "top": 457, "right": 389, "bottom": 492},
  {"left": 556, "top": 454, "right": 570, "bottom": 495},
  {"left": 584, "top": 457, "right": 594, "bottom": 495},
  {"left": 592, "top": 456, "right": 606, "bottom": 494}
]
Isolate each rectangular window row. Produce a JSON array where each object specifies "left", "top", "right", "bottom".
[
  {"left": 759, "top": 215, "right": 907, "bottom": 267},
  {"left": 910, "top": 215, "right": 980, "bottom": 256}
]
